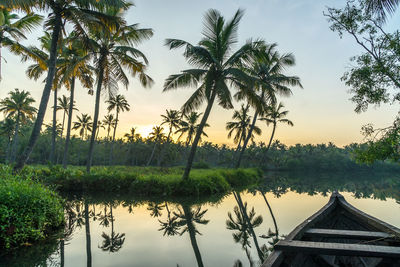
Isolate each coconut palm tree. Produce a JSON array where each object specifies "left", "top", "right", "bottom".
[
  {"left": 0, "top": 7, "right": 42, "bottom": 81},
  {"left": 158, "top": 202, "right": 180, "bottom": 236},
  {"left": 0, "top": 117, "right": 15, "bottom": 161},
  {"left": 227, "top": 104, "right": 261, "bottom": 153},
  {"left": 124, "top": 127, "right": 139, "bottom": 143},
  {"left": 85, "top": 10, "right": 153, "bottom": 173},
  {"left": 236, "top": 43, "right": 302, "bottom": 168},
  {"left": 57, "top": 95, "right": 78, "bottom": 139},
  {"left": 147, "top": 202, "right": 164, "bottom": 218},
  {"left": 0, "top": 89, "right": 36, "bottom": 162},
  {"left": 161, "top": 109, "right": 181, "bottom": 141},
  {"left": 102, "top": 114, "right": 116, "bottom": 141},
  {"left": 7, "top": 0, "right": 131, "bottom": 172},
  {"left": 175, "top": 112, "right": 209, "bottom": 146},
  {"left": 146, "top": 125, "right": 166, "bottom": 166},
  {"left": 106, "top": 94, "right": 130, "bottom": 164},
  {"left": 174, "top": 205, "right": 209, "bottom": 267},
  {"left": 260, "top": 102, "right": 293, "bottom": 152},
  {"left": 366, "top": 0, "right": 399, "bottom": 19},
  {"left": 164, "top": 9, "right": 260, "bottom": 180},
  {"left": 73, "top": 113, "right": 92, "bottom": 140},
  {"left": 99, "top": 203, "right": 125, "bottom": 253}
]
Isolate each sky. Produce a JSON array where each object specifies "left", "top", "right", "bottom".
[{"left": 1, "top": 0, "right": 399, "bottom": 147}]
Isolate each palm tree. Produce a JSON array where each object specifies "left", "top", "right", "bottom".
[
  {"left": 7, "top": 0, "right": 131, "bottom": 172},
  {"left": 174, "top": 205, "right": 209, "bottom": 267},
  {"left": 175, "top": 112, "right": 209, "bottom": 146},
  {"left": 124, "top": 127, "right": 139, "bottom": 143},
  {"left": 84, "top": 200, "right": 92, "bottom": 267},
  {"left": 57, "top": 95, "right": 78, "bottom": 139},
  {"left": 146, "top": 126, "right": 166, "bottom": 166},
  {"left": 147, "top": 202, "right": 164, "bottom": 218},
  {"left": 73, "top": 113, "right": 92, "bottom": 140},
  {"left": 164, "top": 9, "right": 259, "bottom": 180},
  {"left": 158, "top": 202, "right": 180, "bottom": 236},
  {"left": 106, "top": 94, "right": 130, "bottom": 165},
  {"left": 102, "top": 114, "right": 116, "bottom": 141},
  {"left": 260, "top": 102, "right": 293, "bottom": 152},
  {"left": 236, "top": 43, "right": 302, "bottom": 168},
  {"left": 161, "top": 109, "right": 181, "bottom": 141},
  {"left": 0, "top": 118, "right": 15, "bottom": 161},
  {"left": 60, "top": 33, "right": 93, "bottom": 169},
  {"left": 0, "top": 89, "right": 36, "bottom": 162},
  {"left": 226, "top": 104, "right": 261, "bottom": 153},
  {"left": 85, "top": 10, "right": 153, "bottom": 173},
  {"left": 0, "top": 7, "right": 42, "bottom": 81},
  {"left": 366, "top": 0, "right": 399, "bottom": 20}
]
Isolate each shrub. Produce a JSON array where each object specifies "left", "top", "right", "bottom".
[{"left": 0, "top": 171, "right": 64, "bottom": 250}]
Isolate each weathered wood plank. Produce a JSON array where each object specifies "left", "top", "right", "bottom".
[
  {"left": 275, "top": 240, "right": 400, "bottom": 258},
  {"left": 260, "top": 251, "right": 284, "bottom": 267},
  {"left": 304, "top": 228, "right": 392, "bottom": 240}
]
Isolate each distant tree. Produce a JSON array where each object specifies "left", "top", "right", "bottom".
[
  {"left": 124, "top": 127, "right": 140, "bottom": 143},
  {"left": 0, "top": 89, "right": 36, "bottom": 162},
  {"left": 175, "top": 112, "right": 209, "bottom": 146},
  {"left": 57, "top": 95, "right": 78, "bottom": 139},
  {"left": 146, "top": 126, "right": 166, "bottom": 166},
  {"left": 73, "top": 113, "right": 92, "bottom": 140},
  {"left": 102, "top": 114, "right": 116, "bottom": 141},
  {"left": 0, "top": 118, "right": 15, "bottom": 161},
  {"left": 161, "top": 109, "right": 181, "bottom": 141},
  {"left": 106, "top": 94, "right": 130, "bottom": 164},
  {"left": 260, "top": 102, "right": 293, "bottom": 152}
]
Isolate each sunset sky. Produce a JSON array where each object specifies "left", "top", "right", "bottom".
[{"left": 1, "top": 0, "right": 399, "bottom": 147}]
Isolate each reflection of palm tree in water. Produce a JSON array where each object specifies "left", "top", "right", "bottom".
[
  {"left": 147, "top": 202, "right": 165, "bottom": 218},
  {"left": 60, "top": 201, "right": 79, "bottom": 267},
  {"left": 232, "top": 191, "right": 264, "bottom": 261},
  {"left": 84, "top": 200, "right": 92, "bottom": 267},
  {"left": 99, "top": 203, "right": 126, "bottom": 253},
  {"left": 158, "top": 202, "right": 180, "bottom": 236},
  {"left": 174, "top": 204, "right": 209, "bottom": 267}
]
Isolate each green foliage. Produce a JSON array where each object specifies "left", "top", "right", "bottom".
[
  {"left": 20, "top": 165, "right": 261, "bottom": 197},
  {"left": 0, "top": 167, "right": 64, "bottom": 250}
]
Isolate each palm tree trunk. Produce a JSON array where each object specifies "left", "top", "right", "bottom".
[
  {"left": 84, "top": 201, "right": 92, "bottom": 267},
  {"left": 10, "top": 113, "right": 20, "bottom": 163},
  {"left": 61, "top": 110, "right": 66, "bottom": 139},
  {"left": 63, "top": 77, "right": 75, "bottom": 169},
  {"left": 146, "top": 143, "right": 157, "bottom": 166},
  {"left": 0, "top": 44, "right": 2, "bottom": 82},
  {"left": 109, "top": 111, "right": 118, "bottom": 165},
  {"left": 182, "top": 205, "right": 204, "bottom": 267},
  {"left": 260, "top": 191, "right": 278, "bottom": 237},
  {"left": 60, "top": 239, "right": 65, "bottom": 267},
  {"left": 5, "top": 136, "right": 11, "bottom": 163},
  {"left": 50, "top": 88, "right": 58, "bottom": 164},
  {"left": 14, "top": 13, "right": 62, "bottom": 172},
  {"left": 235, "top": 110, "right": 258, "bottom": 168},
  {"left": 182, "top": 90, "right": 217, "bottom": 180},
  {"left": 233, "top": 191, "right": 264, "bottom": 261},
  {"left": 266, "top": 123, "right": 276, "bottom": 152},
  {"left": 87, "top": 59, "right": 105, "bottom": 173}
]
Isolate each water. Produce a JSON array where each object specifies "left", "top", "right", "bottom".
[{"left": 1, "top": 171, "right": 400, "bottom": 267}]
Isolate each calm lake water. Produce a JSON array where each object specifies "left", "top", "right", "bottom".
[{"left": 1, "top": 171, "right": 400, "bottom": 267}]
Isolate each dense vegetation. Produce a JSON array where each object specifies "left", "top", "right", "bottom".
[{"left": 0, "top": 167, "right": 64, "bottom": 250}]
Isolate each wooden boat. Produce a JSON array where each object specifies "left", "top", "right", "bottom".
[{"left": 262, "top": 191, "right": 400, "bottom": 267}]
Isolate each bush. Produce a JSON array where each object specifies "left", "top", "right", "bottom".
[{"left": 0, "top": 169, "right": 64, "bottom": 250}]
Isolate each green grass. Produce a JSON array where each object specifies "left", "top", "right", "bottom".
[
  {"left": 0, "top": 166, "right": 64, "bottom": 251},
  {"left": 22, "top": 165, "right": 262, "bottom": 196}
]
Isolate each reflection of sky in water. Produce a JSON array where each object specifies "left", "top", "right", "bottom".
[{"left": 58, "top": 191, "right": 399, "bottom": 267}]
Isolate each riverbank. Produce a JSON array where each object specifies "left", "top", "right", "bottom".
[{"left": 21, "top": 165, "right": 262, "bottom": 196}]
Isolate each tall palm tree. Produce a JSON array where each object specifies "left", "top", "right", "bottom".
[
  {"left": 73, "top": 113, "right": 92, "bottom": 140},
  {"left": 106, "top": 94, "right": 130, "bottom": 165},
  {"left": 60, "top": 33, "right": 93, "bottom": 168},
  {"left": 226, "top": 104, "right": 261, "bottom": 153},
  {"left": 164, "top": 9, "right": 259, "bottom": 180},
  {"left": 85, "top": 10, "right": 153, "bottom": 172},
  {"left": 161, "top": 109, "right": 181, "bottom": 141},
  {"left": 175, "top": 205, "right": 209, "bottom": 267},
  {"left": 124, "top": 127, "right": 139, "bottom": 143},
  {"left": 260, "top": 102, "right": 293, "bottom": 152},
  {"left": 236, "top": 43, "right": 302, "bottom": 168},
  {"left": 146, "top": 125, "right": 166, "bottom": 166},
  {"left": 7, "top": 0, "right": 131, "bottom": 172},
  {"left": 0, "top": 89, "right": 36, "bottom": 162},
  {"left": 175, "top": 112, "right": 209, "bottom": 146},
  {"left": 0, "top": 7, "right": 42, "bottom": 81},
  {"left": 102, "top": 114, "right": 116, "bottom": 141},
  {"left": 0, "top": 117, "right": 15, "bottom": 161},
  {"left": 57, "top": 95, "right": 78, "bottom": 139}
]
